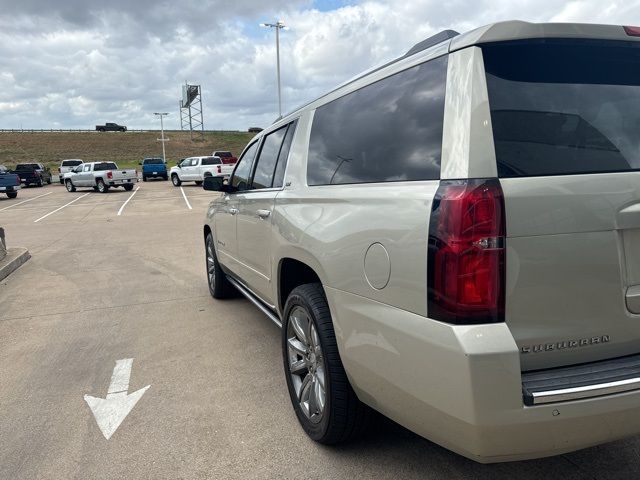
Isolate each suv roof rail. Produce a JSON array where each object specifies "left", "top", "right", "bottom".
[{"left": 405, "top": 30, "right": 460, "bottom": 57}]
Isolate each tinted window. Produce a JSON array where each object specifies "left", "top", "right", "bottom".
[
  {"left": 483, "top": 40, "right": 640, "bottom": 178},
  {"left": 251, "top": 126, "right": 287, "bottom": 189},
  {"left": 143, "top": 158, "right": 163, "bottom": 165},
  {"left": 216, "top": 151, "right": 232, "bottom": 157},
  {"left": 62, "top": 160, "right": 82, "bottom": 166},
  {"left": 15, "top": 165, "right": 34, "bottom": 171},
  {"left": 307, "top": 55, "right": 447, "bottom": 185},
  {"left": 231, "top": 142, "right": 259, "bottom": 191},
  {"left": 83, "top": 164, "right": 91, "bottom": 172},
  {"left": 94, "top": 162, "right": 117, "bottom": 171},
  {"left": 202, "top": 157, "right": 222, "bottom": 166},
  {"left": 273, "top": 121, "right": 297, "bottom": 188}
]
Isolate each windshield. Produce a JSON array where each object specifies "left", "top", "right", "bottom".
[
  {"left": 216, "top": 152, "right": 232, "bottom": 157},
  {"left": 94, "top": 162, "right": 118, "bottom": 171},
  {"left": 15, "top": 164, "right": 35, "bottom": 170},
  {"left": 143, "top": 158, "right": 164, "bottom": 165},
  {"left": 483, "top": 39, "right": 640, "bottom": 178}
]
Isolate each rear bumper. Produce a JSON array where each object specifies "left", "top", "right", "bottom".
[
  {"left": 108, "top": 178, "right": 138, "bottom": 186},
  {"left": 0, "top": 185, "right": 20, "bottom": 191},
  {"left": 143, "top": 170, "right": 167, "bottom": 177},
  {"left": 326, "top": 287, "right": 640, "bottom": 463}
]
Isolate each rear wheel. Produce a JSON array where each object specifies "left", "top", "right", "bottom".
[
  {"left": 93, "top": 186, "right": 98, "bottom": 191},
  {"left": 172, "top": 174, "right": 181, "bottom": 187},
  {"left": 36, "top": 178, "right": 43, "bottom": 187},
  {"left": 97, "top": 179, "right": 108, "bottom": 193},
  {"left": 283, "top": 284, "right": 370, "bottom": 444},
  {"left": 124, "top": 184, "right": 134, "bottom": 191},
  {"left": 142, "top": 176, "right": 147, "bottom": 182},
  {"left": 6, "top": 192, "right": 17, "bottom": 199},
  {"left": 195, "top": 181, "right": 203, "bottom": 186},
  {"left": 46, "top": 176, "right": 51, "bottom": 184},
  {"left": 205, "top": 233, "right": 235, "bottom": 299},
  {"left": 65, "top": 180, "right": 76, "bottom": 192}
]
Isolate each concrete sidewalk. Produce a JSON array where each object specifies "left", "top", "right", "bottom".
[{"left": 0, "top": 227, "right": 30, "bottom": 281}]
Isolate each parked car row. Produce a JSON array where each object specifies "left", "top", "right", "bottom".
[{"left": 1, "top": 150, "right": 238, "bottom": 199}]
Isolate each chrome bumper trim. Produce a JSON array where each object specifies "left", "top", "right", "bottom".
[{"left": 531, "top": 377, "right": 640, "bottom": 405}]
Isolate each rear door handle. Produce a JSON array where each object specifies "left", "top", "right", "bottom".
[
  {"left": 229, "top": 208, "right": 239, "bottom": 215},
  {"left": 257, "top": 209, "right": 271, "bottom": 219}
]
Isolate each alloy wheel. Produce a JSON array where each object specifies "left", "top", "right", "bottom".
[
  {"left": 286, "top": 306, "right": 327, "bottom": 424},
  {"left": 206, "top": 237, "right": 216, "bottom": 291}
]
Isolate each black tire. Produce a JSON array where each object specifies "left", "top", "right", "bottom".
[
  {"left": 93, "top": 186, "right": 99, "bottom": 191},
  {"left": 142, "top": 176, "right": 147, "bottom": 182},
  {"left": 282, "top": 283, "right": 370, "bottom": 444},
  {"left": 36, "top": 178, "right": 43, "bottom": 187},
  {"left": 46, "top": 176, "right": 51, "bottom": 184},
  {"left": 205, "top": 233, "right": 235, "bottom": 299},
  {"left": 171, "top": 174, "right": 181, "bottom": 187},
  {"left": 124, "top": 184, "right": 134, "bottom": 191},
  {"left": 119, "top": 128, "right": 125, "bottom": 132},
  {"left": 98, "top": 128, "right": 105, "bottom": 132},
  {"left": 6, "top": 191, "right": 17, "bottom": 199},
  {"left": 195, "top": 181, "right": 203, "bottom": 186},
  {"left": 97, "top": 179, "right": 108, "bottom": 193},
  {"left": 65, "top": 179, "right": 76, "bottom": 192},
  {"left": 163, "top": 175, "right": 168, "bottom": 181}
]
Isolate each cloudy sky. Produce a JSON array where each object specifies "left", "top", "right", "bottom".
[{"left": 0, "top": 0, "right": 639, "bottom": 131}]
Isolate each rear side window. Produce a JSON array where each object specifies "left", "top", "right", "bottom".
[
  {"left": 307, "top": 55, "right": 447, "bottom": 185},
  {"left": 273, "top": 121, "right": 297, "bottom": 188},
  {"left": 201, "top": 157, "right": 221, "bottom": 166},
  {"left": 483, "top": 40, "right": 640, "bottom": 177}
]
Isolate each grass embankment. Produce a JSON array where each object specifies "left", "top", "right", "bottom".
[{"left": 0, "top": 131, "right": 255, "bottom": 170}]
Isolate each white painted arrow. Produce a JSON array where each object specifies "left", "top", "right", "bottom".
[{"left": 84, "top": 358, "right": 150, "bottom": 440}]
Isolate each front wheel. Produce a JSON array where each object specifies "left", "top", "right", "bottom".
[
  {"left": 283, "top": 283, "right": 370, "bottom": 444},
  {"left": 36, "top": 178, "right": 43, "bottom": 187},
  {"left": 65, "top": 180, "right": 76, "bottom": 192},
  {"left": 97, "top": 179, "right": 108, "bottom": 193},
  {"left": 171, "top": 174, "right": 181, "bottom": 187},
  {"left": 6, "top": 191, "right": 17, "bottom": 199},
  {"left": 205, "top": 233, "right": 235, "bottom": 299},
  {"left": 46, "top": 177, "right": 51, "bottom": 184},
  {"left": 124, "top": 184, "right": 134, "bottom": 191}
]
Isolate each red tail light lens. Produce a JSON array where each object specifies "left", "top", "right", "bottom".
[
  {"left": 217, "top": 165, "right": 222, "bottom": 174},
  {"left": 427, "top": 178, "right": 505, "bottom": 324},
  {"left": 16, "top": 176, "right": 21, "bottom": 185},
  {"left": 107, "top": 171, "right": 113, "bottom": 179},
  {"left": 624, "top": 26, "right": 640, "bottom": 37}
]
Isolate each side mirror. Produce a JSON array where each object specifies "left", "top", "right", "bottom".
[{"left": 203, "top": 176, "right": 227, "bottom": 192}]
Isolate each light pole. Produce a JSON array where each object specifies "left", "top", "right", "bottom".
[
  {"left": 260, "top": 20, "right": 287, "bottom": 118},
  {"left": 154, "top": 112, "right": 169, "bottom": 163}
]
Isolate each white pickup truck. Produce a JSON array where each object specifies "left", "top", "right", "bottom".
[
  {"left": 63, "top": 161, "right": 138, "bottom": 193},
  {"left": 169, "top": 156, "right": 234, "bottom": 187}
]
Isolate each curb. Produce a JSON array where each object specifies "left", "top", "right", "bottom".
[{"left": 0, "top": 247, "right": 30, "bottom": 282}]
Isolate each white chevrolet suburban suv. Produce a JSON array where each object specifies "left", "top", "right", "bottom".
[{"left": 202, "top": 21, "right": 640, "bottom": 462}]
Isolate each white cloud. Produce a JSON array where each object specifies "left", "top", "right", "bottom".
[{"left": 0, "top": 0, "right": 639, "bottom": 130}]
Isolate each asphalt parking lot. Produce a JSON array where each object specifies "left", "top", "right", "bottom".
[{"left": 1, "top": 180, "right": 640, "bottom": 479}]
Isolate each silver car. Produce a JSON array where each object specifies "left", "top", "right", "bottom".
[{"left": 202, "top": 21, "right": 640, "bottom": 462}]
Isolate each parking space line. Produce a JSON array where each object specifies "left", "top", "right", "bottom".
[
  {"left": 0, "top": 191, "right": 53, "bottom": 212},
  {"left": 117, "top": 186, "right": 140, "bottom": 216},
  {"left": 180, "top": 187, "right": 193, "bottom": 210},
  {"left": 34, "top": 193, "right": 91, "bottom": 223}
]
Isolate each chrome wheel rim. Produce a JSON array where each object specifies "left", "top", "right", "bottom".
[
  {"left": 287, "top": 306, "right": 326, "bottom": 424},
  {"left": 206, "top": 238, "right": 215, "bottom": 290}
]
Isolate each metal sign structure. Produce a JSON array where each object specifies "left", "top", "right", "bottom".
[{"left": 179, "top": 83, "right": 205, "bottom": 140}]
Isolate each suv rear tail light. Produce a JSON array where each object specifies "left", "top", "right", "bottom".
[
  {"left": 16, "top": 176, "right": 21, "bottom": 185},
  {"left": 107, "top": 171, "right": 113, "bottom": 179},
  {"left": 427, "top": 178, "right": 506, "bottom": 324},
  {"left": 217, "top": 165, "right": 222, "bottom": 174},
  {"left": 624, "top": 26, "right": 640, "bottom": 36}
]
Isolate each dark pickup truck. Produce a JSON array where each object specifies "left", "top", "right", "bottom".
[
  {"left": 0, "top": 165, "right": 21, "bottom": 198},
  {"left": 96, "top": 123, "right": 127, "bottom": 132},
  {"left": 13, "top": 163, "right": 51, "bottom": 187}
]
